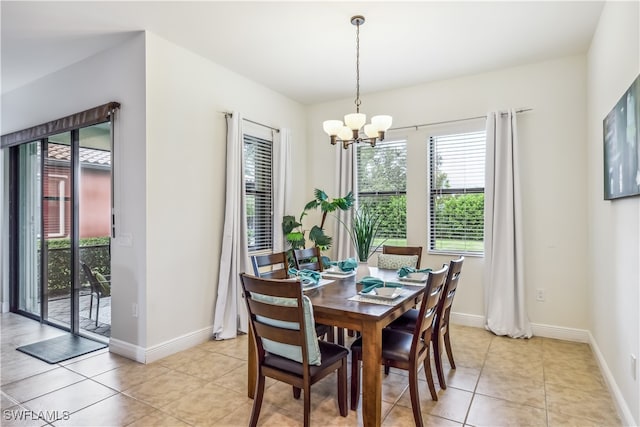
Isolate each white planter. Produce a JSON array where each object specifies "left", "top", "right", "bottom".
[{"left": 356, "top": 261, "right": 370, "bottom": 281}]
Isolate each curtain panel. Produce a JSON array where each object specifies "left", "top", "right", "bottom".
[
  {"left": 483, "top": 110, "right": 532, "bottom": 338},
  {"left": 213, "top": 112, "right": 252, "bottom": 339}
]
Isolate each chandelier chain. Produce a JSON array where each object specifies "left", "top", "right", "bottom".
[{"left": 355, "top": 20, "right": 361, "bottom": 113}]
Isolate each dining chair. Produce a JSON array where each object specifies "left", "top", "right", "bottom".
[
  {"left": 293, "top": 247, "right": 324, "bottom": 272},
  {"left": 251, "top": 252, "right": 289, "bottom": 279},
  {"left": 350, "top": 265, "right": 448, "bottom": 425},
  {"left": 381, "top": 245, "right": 423, "bottom": 268},
  {"left": 251, "top": 253, "right": 333, "bottom": 341},
  {"left": 80, "top": 261, "right": 111, "bottom": 326},
  {"left": 240, "top": 273, "right": 348, "bottom": 427},
  {"left": 386, "top": 256, "right": 464, "bottom": 389}
]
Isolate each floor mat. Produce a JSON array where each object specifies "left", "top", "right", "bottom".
[{"left": 17, "top": 334, "right": 107, "bottom": 364}]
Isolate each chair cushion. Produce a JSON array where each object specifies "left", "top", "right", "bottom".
[
  {"left": 93, "top": 272, "right": 111, "bottom": 296},
  {"left": 252, "top": 293, "right": 322, "bottom": 365},
  {"left": 264, "top": 340, "right": 348, "bottom": 376},
  {"left": 377, "top": 254, "right": 419, "bottom": 270},
  {"left": 351, "top": 329, "right": 421, "bottom": 363},
  {"left": 387, "top": 308, "right": 419, "bottom": 332}
]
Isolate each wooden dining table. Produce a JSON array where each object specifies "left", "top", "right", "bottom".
[{"left": 246, "top": 267, "right": 426, "bottom": 427}]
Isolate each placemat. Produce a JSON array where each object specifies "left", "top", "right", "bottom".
[
  {"left": 348, "top": 288, "right": 414, "bottom": 306},
  {"left": 321, "top": 271, "right": 356, "bottom": 279}
]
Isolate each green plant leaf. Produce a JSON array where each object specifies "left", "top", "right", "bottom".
[
  {"left": 314, "top": 188, "right": 328, "bottom": 202},
  {"left": 282, "top": 215, "right": 301, "bottom": 234},
  {"left": 309, "top": 225, "right": 332, "bottom": 249},
  {"left": 304, "top": 200, "right": 319, "bottom": 211}
]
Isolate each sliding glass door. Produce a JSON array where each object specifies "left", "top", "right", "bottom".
[{"left": 11, "top": 123, "right": 112, "bottom": 340}]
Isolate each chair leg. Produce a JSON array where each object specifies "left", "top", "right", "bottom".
[
  {"left": 350, "top": 351, "right": 361, "bottom": 410},
  {"left": 384, "top": 361, "right": 390, "bottom": 375},
  {"left": 423, "top": 348, "right": 438, "bottom": 401},
  {"left": 249, "top": 374, "right": 265, "bottom": 427},
  {"left": 336, "top": 327, "right": 345, "bottom": 346},
  {"left": 327, "top": 327, "right": 335, "bottom": 343},
  {"left": 337, "top": 362, "right": 348, "bottom": 416},
  {"left": 303, "top": 385, "right": 311, "bottom": 427},
  {"left": 433, "top": 332, "right": 447, "bottom": 389},
  {"left": 408, "top": 365, "right": 425, "bottom": 427},
  {"left": 89, "top": 294, "right": 94, "bottom": 319},
  {"left": 293, "top": 386, "right": 301, "bottom": 399},
  {"left": 95, "top": 296, "right": 100, "bottom": 326},
  {"left": 443, "top": 329, "right": 456, "bottom": 369}
]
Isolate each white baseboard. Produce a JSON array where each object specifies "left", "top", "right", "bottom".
[
  {"left": 588, "top": 331, "right": 637, "bottom": 427},
  {"left": 109, "top": 338, "right": 146, "bottom": 363},
  {"left": 450, "top": 312, "right": 590, "bottom": 342},
  {"left": 109, "top": 326, "right": 213, "bottom": 364},
  {"left": 145, "top": 326, "right": 213, "bottom": 363}
]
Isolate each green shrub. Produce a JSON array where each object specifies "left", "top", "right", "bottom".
[{"left": 45, "top": 237, "right": 110, "bottom": 297}]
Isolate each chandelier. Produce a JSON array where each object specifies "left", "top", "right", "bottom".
[{"left": 323, "top": 15, "right": 392, "bottom": 149}]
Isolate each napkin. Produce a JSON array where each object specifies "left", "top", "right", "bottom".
[
  {"left": 334, "top": 257, "right": 358, "bottom": 272},
  {"left": 358, "top": 276, "right": 403, "bottom": 294},
  {"left": 397, "top": 267, "right": 432, "bottom": 278},
  {"left": 288, "top": 268, "right": 321, "bottom": 285}
]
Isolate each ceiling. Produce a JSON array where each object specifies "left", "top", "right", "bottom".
[{"left": 1, "top": 1, "right": 604, "bottom": 105}]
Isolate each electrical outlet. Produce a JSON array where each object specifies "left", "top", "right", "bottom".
[
  {"left": 631, "top": 354, "right": 637, "bottom": 380},
  {"left": 536, "top": 288, "right": 545, "bottom": 302}
]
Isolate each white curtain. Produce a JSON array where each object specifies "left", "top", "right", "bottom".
[
  {"left": 213, "top": 112, "right": 252, "bottom": 339},
  {"left": 272, "top": 128, "right": 291, "bottom": 252},
  {"left": 334, "top": 145, "right": 356, "bottom": 260},
  {"left": 483, "top": 110, "right": 532, "bottom": 338}
]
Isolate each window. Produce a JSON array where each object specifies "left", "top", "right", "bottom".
[
  {"left": 429, "top": 131, "right": 485, "bottom": 254},
  {"left": 357, "top": 138, "right": 407, "bottom": 245},
  {"left": 244, "top": 134, "right": 272, "bottom": 252}
]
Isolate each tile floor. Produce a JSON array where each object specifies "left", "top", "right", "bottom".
[{"left": 0, "top": 312, "right": 622, "bottom": 426}]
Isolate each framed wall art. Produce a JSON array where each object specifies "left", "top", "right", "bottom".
[{"left": 603, "top": 74, "right": 640, "bottom": 200}]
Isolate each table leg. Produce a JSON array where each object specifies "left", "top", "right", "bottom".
[
  {"left": 247, "top": 326, "right": 256, "bottom": 399},
  {"left": 360, "top": 322, "right": 382, "bottom": 427}
]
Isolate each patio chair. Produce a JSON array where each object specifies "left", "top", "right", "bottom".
[{"left": 80, "top": 262, "right": 111, "bottom": 326}]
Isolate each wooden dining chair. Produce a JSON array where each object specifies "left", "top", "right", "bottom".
[
  {"left": 382, "top": 245, "right": 423, "bottom": 268},
  {"left": 293, "top": 247, "right": 324, "bottom": 272},
  {"left": 240, "top": 273, "right": 348, "bottom": 427},
  {"left": 350, "top": 265, "right": 448, "bottom": 425},
  {"left": 251, "top": 252, "right": 289, "bottom": 279},
  {"left": 251, "top": 253, "right": 332, "bottom": 341},
  {"left": 386, "top": 256, "right": 464, "bottom": 389}
]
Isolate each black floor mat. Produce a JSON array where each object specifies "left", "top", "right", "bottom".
[{"left": 17, "top": 334, "right": 107, "bottom": 364}]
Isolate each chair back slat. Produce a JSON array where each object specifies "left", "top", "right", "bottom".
[
  {"left": 413, "top": 266, "right": 447, "bottom": 347},
  {"left": 251, "top": 252, "right": 290, "bottom": 279},
  {"left": 253, "top": 322, "right": 305, "bottom": 347},
  {"left": 247, "top": 298, "right": 301, "bottom": 323},
  {"left": 293, "top": 247, "right": 323, "bottom": 272},
  {"left": 382, "top": 245, "right": 423, "bottom": 268},
  {"left": 435, "top": 256, "right": 464, "bottom": 333}
]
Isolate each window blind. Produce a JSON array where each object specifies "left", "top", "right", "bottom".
[
  {"left": 244, "top": 134, "right": 273, "bottom": 252},
  {"left": 429, "top": 131, "right": 485, "bottom": 254},
  {"left": 357, "top": 138, "right": 407, "bottom": 243}
]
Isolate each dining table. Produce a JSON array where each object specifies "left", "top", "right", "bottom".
[{"left": 246, "top": 266, "right": 427, "bottom": 427}]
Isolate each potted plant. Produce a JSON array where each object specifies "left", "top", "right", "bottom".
[
  {"left": 342, "top": 204, "right": 385, "bottom": 279},
  {"left": 282, "top": 189, "right": 354, "bottom": 261}
]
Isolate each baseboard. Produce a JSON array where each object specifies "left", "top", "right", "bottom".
[
  {"left": 109, "top": 326, "right": 214, "bottom": 364},
  {"left": 449, "top": 312, "right": 590, "bottom": 342},
  {"left": 144, "top": 326, "right": 213, "bottom": 363},
  {"left": 109, "top": 338, "right": 146, "bottom": 363},
  {"left": 588, "top": 331, "right": 637, "bottom": 427}
]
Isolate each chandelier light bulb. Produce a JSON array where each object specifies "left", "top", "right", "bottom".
[
  {"left": 344, "top": 113, "right": 367, "bottom": 131},
  {"left": 323, "top": 120, "right": 343, "bottom": 136}
]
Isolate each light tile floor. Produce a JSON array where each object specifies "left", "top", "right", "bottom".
[{"left": 0, "top": 313, "right": 622, "bottom": 426}]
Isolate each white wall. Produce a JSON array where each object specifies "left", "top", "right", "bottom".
[
  {"left": 144, "top": 32, "right": 308, "bottom": 352},
  {"left": 1, "top": 33, "right": 149, "bottom": 349},
  {"left": 587, "top": 1, "right": 639, "bottom": 424},
  {"left": 307, "top": 55, "right": 590, "bottom": 332}
]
